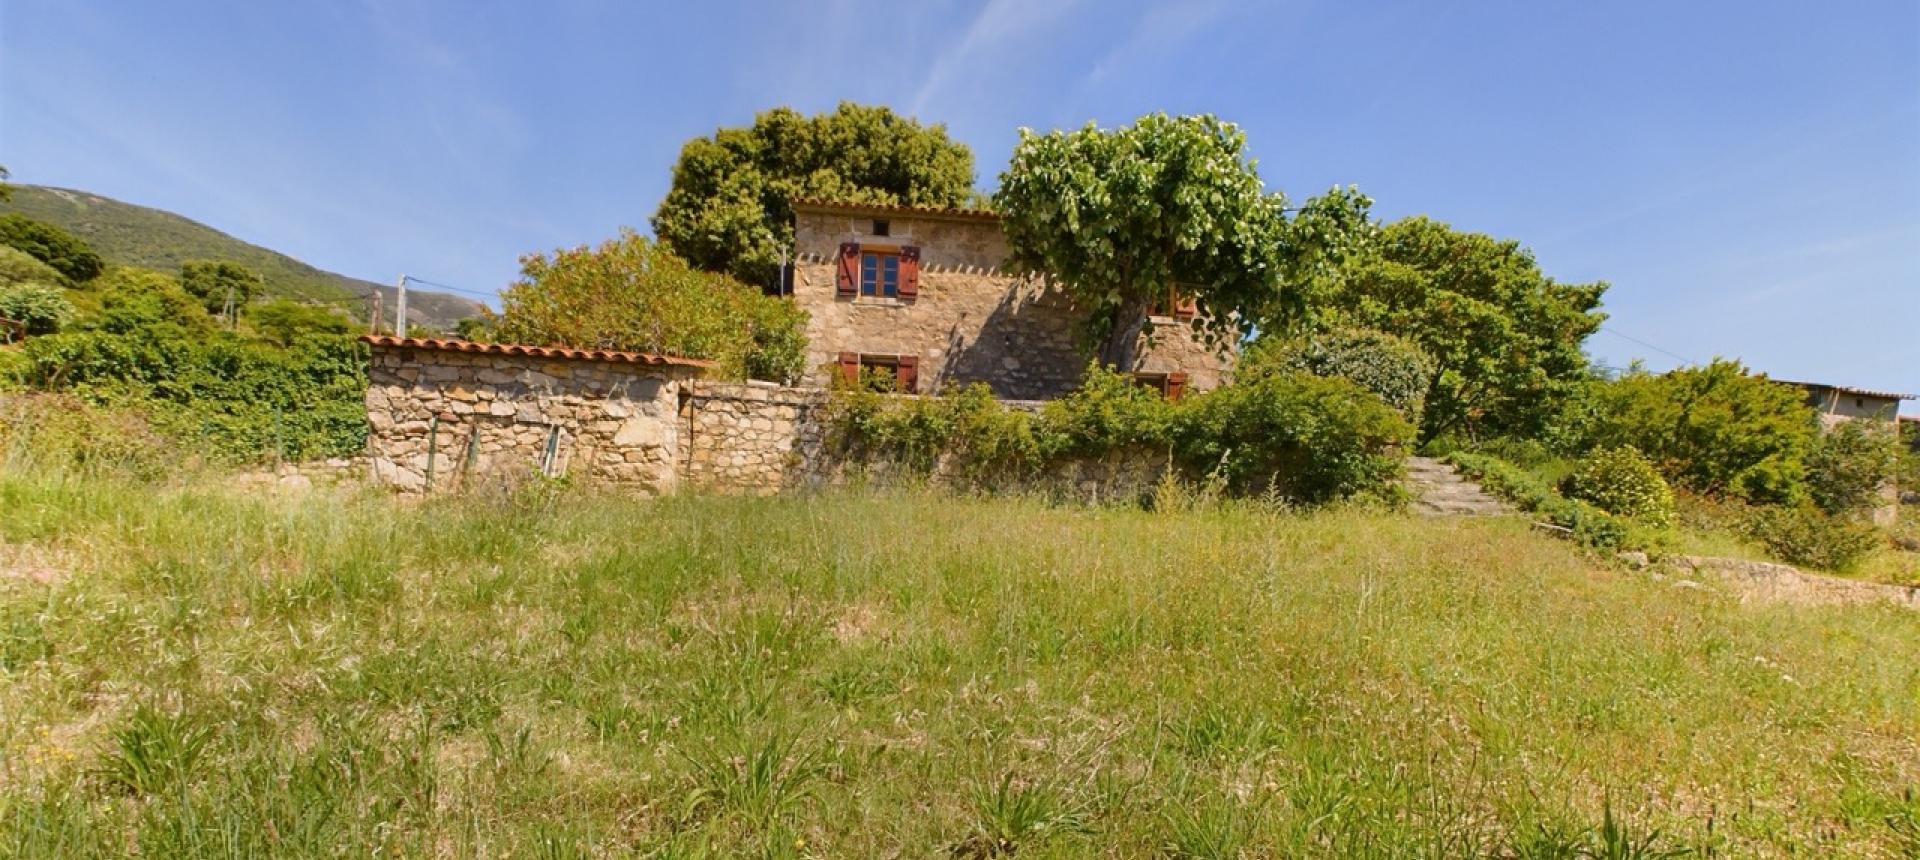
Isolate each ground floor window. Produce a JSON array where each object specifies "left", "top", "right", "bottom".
[
  {"left": 836, "top": 352, "right": 920, "bottom": 393},
  {"left": 1131, "top": 371, "right": 1188, "bottom": 400}
]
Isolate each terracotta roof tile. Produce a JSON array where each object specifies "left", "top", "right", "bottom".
[
  {"left": 790, "top": 197, "right": 1001, "bottom": 221},
  {"left": 359, "top": 336, "right": 715, "bottom": 369}
]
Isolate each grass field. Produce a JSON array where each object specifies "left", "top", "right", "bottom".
[{"left": 1, "top": 468, "right": 1918, "bottom": 858}]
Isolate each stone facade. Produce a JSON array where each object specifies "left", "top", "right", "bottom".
[
  {"left": 789, "top": 200, "right": 1234, "bottom": 400},
  {"left": 363, "top": 338, "right": 706, "bottom": 493}
]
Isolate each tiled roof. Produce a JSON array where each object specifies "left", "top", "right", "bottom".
[
  {"left": 359, "top": 336, "right": 716, "bottom": 369},
  {"left": 791, "top": 197, "right": 1001, "bottom": 221},
  {"left": 1772, "top": 379, "right": 1915, "bottom": 401}
]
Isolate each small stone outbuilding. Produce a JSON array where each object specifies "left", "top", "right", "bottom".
[{"left": 362, "top": 336, "right": 711, "bottom": 493}]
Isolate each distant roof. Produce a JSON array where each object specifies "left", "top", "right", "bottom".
[
  {"left": 360, "top": 336, "right": 715, "bottom": 369},
  {"left": 791, "top": 197, "right": 1001, "bottom": 222},
  {"left": 1772, "top": 379, "right": 1915, "bottom": 401}
]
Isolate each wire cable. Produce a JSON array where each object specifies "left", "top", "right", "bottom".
[{"left": 1597, "top": 326, "right": 1696, "bottom": 366}]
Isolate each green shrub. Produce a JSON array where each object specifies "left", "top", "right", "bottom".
[
  {"left": 0, "top": 246, "right": 65, "bottom": 287},
  {"left": 825, "top": 365, "right": 1410, "bottom": 505},
  {"left": 1175, "top": 371, "right": 1412, "bottom": 503},
  {"left": 1746, "top": 505, "right": 1881, "bottom": 573},
  {"left": 0, "top": 282, "right": 73, "bottom": 336},
  {"left": 245, "top": 299, "right": 353, "bottom": 348},
  {"left": 1804, "top": 419, "right": 1900, "bottom": 515},
  {"left": 1587, "top": 359, "right": 1818, "bottom": 504},
  {"left": 1448, "top": 451, "right": 1646, "bottom": 551},
  {"left": 1038, "top": 364, "right": 1175, "bottom": 457},
  {"left": 0, "top": 214, "right": 103, "bottom": 282},
  {"left": 180, "top": 260, "right": 264, "bottom": 316},
  {"left": 1566, "top": 446, "right": 1675, "bottom": 529},
  {"left": 1241, "top": 327, "right": 1434, "bottom": 422}
]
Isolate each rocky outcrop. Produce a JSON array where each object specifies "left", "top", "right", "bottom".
[{"left": 1662, "top": 555, "right": 1920, "bottom": 611}]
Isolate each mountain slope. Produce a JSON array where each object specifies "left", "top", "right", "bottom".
[{"left": 0, "top": 185, "right": 483, "bottom": 328}]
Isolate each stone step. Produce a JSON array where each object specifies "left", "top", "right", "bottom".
[{"left": 1401, "top": 457, "right": 1510, "bottom": 517}]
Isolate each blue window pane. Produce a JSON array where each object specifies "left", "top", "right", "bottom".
[
  {"left": 860, "top": 254, "right": 878, "bottom": 296},
  {"left": 882, "top": 256, "right": 899, "bottom": 296}
]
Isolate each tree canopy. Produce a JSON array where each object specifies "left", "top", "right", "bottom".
[
  {"left": 994, "top": 113, "right": 1291, "bottom": 371},
  {"left": 1586, "top": 359, "right": 1819, "bottom": 504},
  {"left": 180, "top": 260, "right": 265, "bottom": 319},
  {"left": 651, "top": 103, "right": 976, "bottom": 289},
  {"left": 1319, "top": 214, "right": 1607, "bottom": 442},
  {"left": 0, "top": 214, "right": 103, "bottom": 283},
  {"left": 491, "top": 230, "right": 808, "bottom": 383}
]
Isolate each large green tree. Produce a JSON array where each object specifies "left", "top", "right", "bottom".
[
  {"left": 994, "top": 113, "right": 1290, "bottom": 371},
  {"left": 651, "top": 103, "right": 976, "bottom": 289},
  {"left": 492, "top": 230, "right": 808, "bottom": 383},
  {"left": 1321, "top": 215, "right": 1607, "bottom": 442}
]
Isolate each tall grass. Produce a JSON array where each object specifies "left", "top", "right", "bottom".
[{"left": 0, "top": 458, "right": 1917, "bottom": 856}]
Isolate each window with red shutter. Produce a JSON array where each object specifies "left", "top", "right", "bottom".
[
  {"left": 1165, "top": 372, "right": 1188, "bottom": 401},
  {"left": 835, "top": 351, "right": 860, "bottom": 386},
  {"left": 897, "top": 246, "right": 920, "bottom": 299},
  {"left": 1173, "top": 297, "right": 1198, "bottom": 322},
  {"left": 836, "top": 243, "right": 860, "bottom": 297},
  {"left": 895, "top": 355, "right": 919, "bottom": 393}
]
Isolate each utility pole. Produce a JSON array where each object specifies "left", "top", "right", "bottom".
[
  {"left": 223, "top": 283, "right": 237, "bottom": 330},
  {"left": 369, "top": 290, "right": 383, "bottom": 335},
  {"left": 395, "top": 274, "right": 409, "bottom": 339}
]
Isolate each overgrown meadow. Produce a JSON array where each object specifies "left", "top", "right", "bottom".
[{"left": 2, "top": 456, "right": 1918, "bottom": 858}]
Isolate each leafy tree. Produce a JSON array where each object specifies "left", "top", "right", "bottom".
[
  {"left": 492, "top": 229, "right": 808, "bottom": 383},
  {"left": 0, "top": 214, "right": 103, "bottom": 283},
  {"left": 246, "top": 299, "right": 353, "bottom": 348},
  {"left": 1319, "top": 215, "right": 1607, "bottom": 442},
  {"left": 180, "top": 260, "right": 264, "bottom": 318},
  {"left": 652, "top": 102, "right": 976, "bottom": 288},
  {"left": 994, "top": 113, "right": 1290, "bottom": 371},
  {"left": 1587, "top": 359, "right": 1819, "bottom": 504},
  {"left": 1240, "top": 327, "right": 1434, "bottom": 422},
  {"left": 1803, "top": 418, "right": 1900, "bottom": 515},
  {"left": 0, "top": 282, "right": 73, "bottom": 337}
]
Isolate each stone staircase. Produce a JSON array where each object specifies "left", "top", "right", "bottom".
[{"left": 1404, "top": 456, "right": 1510, "bottom": 517}]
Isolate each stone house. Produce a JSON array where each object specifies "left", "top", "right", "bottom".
[
  {"left": 1779, "top": 379, "right": 1912, "bottom": 428},
  {"left": 1778, "top": 379, "right": 1915, "bottom": 525},
  {"left": 786, "top": 199, "right": 1234, "bottom": 400}
]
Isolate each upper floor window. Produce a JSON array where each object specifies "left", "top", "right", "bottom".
[
  {"left": 836, "top": 242, "right": 921, "bottom": 300},
  {"left": 861, "top": 251, "right": 900, "bottom": 298}
]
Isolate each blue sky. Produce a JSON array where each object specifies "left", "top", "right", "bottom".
[{"left": 4, "top": 1, "right": 1916, "bottom": 409}]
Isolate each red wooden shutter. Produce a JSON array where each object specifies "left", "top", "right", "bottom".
[
  {"left": 898, "top": 246, "right": 921, "bottom": 299},
  {"left": 896, "top": 355, "right": 920, "bottom": 394},
  {"left": 1174, "top": 296, "right": 1198, "bottom": 321},
  {"left": 1165, "top": 372, "right": 1188, "bottom": 401},
  {"left": 836, "top": 352, "right": 860, "bottom": 386},
  {"left": 836, "top": 243, "right": 860, "bottom": 297}
]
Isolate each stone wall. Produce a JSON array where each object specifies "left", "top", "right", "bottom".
[
  {"left": 680, "top": 381, "right": 830, "bottom": 493},
  {"left": 791, "top": 202, "right": 1234, "bottom": 399},
  {"left": 365, "top": 340, "right": 702, "bottom": 493},
  {"left": 678, "top": 380, "right": 1170, "bottom": 501}
]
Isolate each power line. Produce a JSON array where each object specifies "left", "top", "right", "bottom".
[
  {"left": 400, "top": 275, "right": 498, "bottom": 300},
  {"left": 1597, "top": 326, "right": 1696, "bottom": 366}
]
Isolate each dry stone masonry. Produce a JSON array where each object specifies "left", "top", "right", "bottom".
[{"left": 363, "top": 337, "right": 707, "bottom": 493}]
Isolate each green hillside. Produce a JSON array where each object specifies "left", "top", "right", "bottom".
[{"left": 0, "top": 185, "right": 482, "bottom": 328}]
